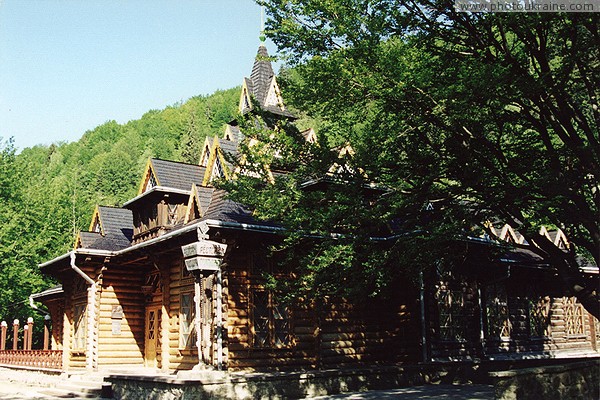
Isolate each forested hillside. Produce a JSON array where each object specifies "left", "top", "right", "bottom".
[{"left": 0, "top": 87, "right": 239, "bottom": 323}]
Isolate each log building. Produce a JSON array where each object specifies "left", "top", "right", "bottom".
[{"left": 35, "top": 44, "right": 599, "bottom": 374}]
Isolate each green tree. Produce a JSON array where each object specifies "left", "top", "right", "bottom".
[{"left": 235, "top": 3, "right": 598, "bottom": 316}]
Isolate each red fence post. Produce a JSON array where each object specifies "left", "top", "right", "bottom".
[
  {"left": 43, "top": 315, "right": 51, "bottom": 351},
  {"left": 12, "top": 319, "right": 19, "bottom": 350},
  {"left": 0, "top": 321, "right": 6, "bottom": 350},
  {"left": 27, "top": 317, "right": 33, "bottom": 350},
  {"left": 23, "top": 324, "right": 29, "bottom": 351}
]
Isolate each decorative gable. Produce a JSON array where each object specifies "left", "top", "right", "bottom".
[
  {"left": 239, "top": 79, "right": 253, "bottom": 114},
  {"left": 202, "top": 137, "right": 230, "bottom": 186},
  {"left": 499, "top": 224, "right": 520, "bottom": 244},
  {"left": 263, "top": 76, "right": 285, "bottom": 110},
  {"left": 184, "top": 184, "right": 203, "bottom": 224},
  {"left": 139, "top": 159, "right": 160, "bottom": 194},
  {"left": 199, "top": 137, "right": 213, "bottom": 167},
  {"left": 89, "top": 205, "right": 104, "bottom": 235},
  {"left": 301, "top": 128, "right": 318, "bottom": 144}
]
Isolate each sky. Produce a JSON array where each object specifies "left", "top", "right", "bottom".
[{"left": 0, "top": 0, "right": 279, "bottom": 152}]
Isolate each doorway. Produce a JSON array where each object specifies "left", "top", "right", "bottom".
[{"left": 145, "top": 305, "right": 161, "bottom": 368}]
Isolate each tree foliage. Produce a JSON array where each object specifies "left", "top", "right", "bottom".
[
  {"left": 0, "top": 87, "right": 239, "bottom": 335},
  {"left": 233, "top": 2, "right": 599, "bottom": 315}
]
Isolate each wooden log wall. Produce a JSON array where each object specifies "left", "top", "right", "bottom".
[
  {"left": 223, "top": 237, "right": 420, "bottom": 371},
  {"left": 548, "top": 296, "right": 597, "bottom": 355},
  {"left": 427, "top": 273, "right": 599, "bottom": 360},
  {"left": 166, "top": 257, "right": 197, "bottom": 371},
  {"left": 44, "top": 298, "right": 64, "bottom": 351},
  {"left": 96, "top": 266, "right": 145, "bottom": 367}
]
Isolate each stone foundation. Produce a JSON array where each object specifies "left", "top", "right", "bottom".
[
  {"left": 490, "top": 360, "right": 599, "bottom": 400},
  {"left": 104, "top": 359, "right": 599, "bottom": 400}
]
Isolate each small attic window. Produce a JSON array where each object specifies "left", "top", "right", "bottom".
[
  {"left": 200, "top": 146, "right": 210, "bottom": 167},
  {"left": 212, "top": 157, "right": 225, "bottom": 180},
  {"left": 145, "top": 173, "right": 157, "bottom": 192},
  {"left": 242, "top": 88, "right": 251, "bottom": 111},
  {"left": 91, "top": 214, "right": 102, "bottom": 234}
]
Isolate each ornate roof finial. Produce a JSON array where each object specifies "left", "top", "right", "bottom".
[{"left": 259, "top": 6, "right": 266, "bottom": 44}]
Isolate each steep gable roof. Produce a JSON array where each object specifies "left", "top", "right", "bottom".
[
  {"left": 202, "top": 137, "right": 237, "bottom": 185},
  {"left": 184, "top": 184, "right": 215, "bottom": 224},
  {"left": 239, "top": 45, "right": 295, "bottom": 119},
  {"left": 77, "top": 205, "right": 133, "bottom": 251},
  {"left": 140, "top": 158, "right": 206, "bottom": 194},
  {"left": 250, "top": 45, "right": 275, "bottom": 106}
]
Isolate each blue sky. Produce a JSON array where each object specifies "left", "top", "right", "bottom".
[{"left": 0, "top": 0, "right": 278, "bottom": 151}]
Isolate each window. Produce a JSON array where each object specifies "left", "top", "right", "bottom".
[
  {"left": 528, "top": 295, "right": 551, "bottom": 338},
  {"left": 252, "top": 289, "right": 290, "bottom": 347},
  {"left": 91, "top": 217, "right": 101, "bottom": 233},
  {"left": 73, "top": 303, "right": 87, "bottom": 351},
  {"left": 564, "top": 297, "right": 585, "bottom": 337},
  {"left": 485, "top": 283, "right": 512, "bottom": 340},
  {"left": 436, "top": 284, "right": 471, "bottom": 341},
  {"left": 181, "top": 259, "right": 193, "bottom": 281},
  {"left": 144, "top": 173, "right": 157, "bottom": 192},
  {"left": 211, "top": 157, "right": 224, "bottom": 180},
  {"left": 180, "top": 292, "right": 196, "bottom": 349},
  {"left": 147, "top": 310, "right": 157, "bottom": 340}
]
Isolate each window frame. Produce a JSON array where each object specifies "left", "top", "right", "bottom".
[
  {"left": 251, "top": 288, "right": 291, "bottom": 348},
  {"left": 249, "top": 252, "right": 293, "bottom": 348},
  {"left": 72, "top": 302, "right": 87, "bottom": 352},
  {"left": 179, "top": 291, "right": 196, "bottom": 350},
  {"left": 564, "top": 296, "right": 586, "bottom": 338}
]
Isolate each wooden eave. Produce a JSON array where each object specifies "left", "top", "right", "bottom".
[
  {"left": 123, "top": 186, "right": 191, "bottom": 209},
  {"left": 38, "top": 250, "right": 108, "bottom": 278}
]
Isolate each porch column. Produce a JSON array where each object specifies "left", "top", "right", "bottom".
[
  {"left": 27, "top": 317, "right": 34, "bottom": 350},
  {"left": 0, "top": 321, "right": 6, "bottom": 350},
  {"left": 194, "top": 276, "right": 203, "bottom": 367},
  {"left": 43, "top": 315, "right": 51, "bottom": 351},
  {"left": 12, "top": 320, "right": 19, "bottom": 350},
  {"left": 181, "top": 237, "right": 227, "bottom": 371}
]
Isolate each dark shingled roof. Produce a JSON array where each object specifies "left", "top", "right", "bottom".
[
  {"left": 243, "top": 46, "right": 296, "bottom": 119},
  {"left": 79, "top": 206, "right": 133, "bottom": 251},
  {"left": 197, "top": 186, "right": 214, "bottom": 213},
  {"left": 226, "top": 124, "right": 244, "bottom": 142},
  {"left": 151, "top": 159, "right": 205, "bottom": 191},
  {"left": 202, "top": 189, "right": 279, "bottom": 229},
  {"left": 218, "top": 138, "right": 239, "bottom": 169},
  {"left": 249, "top": 45, "right": 275, "bottom": 106},
  {"left": 98, "top": 206, "right": 133, "bottom": 237}
]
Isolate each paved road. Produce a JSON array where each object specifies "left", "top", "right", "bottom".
[{"left": 306, "top": 384, "right": 494, "bottom": 399}]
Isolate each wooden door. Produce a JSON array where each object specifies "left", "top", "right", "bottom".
[{"left": 145, "top": 306, "right": 160, "bottom": 368}]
